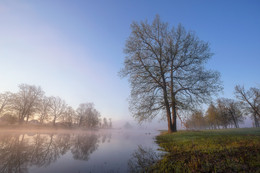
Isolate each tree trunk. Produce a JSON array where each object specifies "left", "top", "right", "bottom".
[
  {"left": 231, "top": 113, "right": 238, "bottom": 128},
  {"left": 253, "top": 113, "right": 259, "bottom": 127},
  {"left": 19, "top": 116, "right": 24, "bottom": 124},
  {"left": 78, "top": 116, "right": 83, "bottom": 127},
  {"left": 40, "top": 117, "right": 44, "bottom": 124},
  {"left": 53, "top": 117, "right": 56, "bottom": 126},
  {"left": 26, "top": 114, "right": 29, "bottom": 123},
  {"left": 166, "top": 109, "right": 173, "bottom": 133},
  {"left": 171, "top": 102, "right": 177, "bottom": 132},
  {"left": 162, "top": 87, "right": 173, "bottom": 133}
]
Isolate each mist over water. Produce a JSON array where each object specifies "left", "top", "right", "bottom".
[{"left": 0, "top": 129, "right": 161, "bottom": 173}]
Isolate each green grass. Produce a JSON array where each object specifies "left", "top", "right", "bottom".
[{"left": 154, "top": 128, "right": 260, "bottom": 172}]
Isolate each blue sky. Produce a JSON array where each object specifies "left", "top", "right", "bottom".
[{"left": 0, "top": 0, "right": 259, "bottom": 127}]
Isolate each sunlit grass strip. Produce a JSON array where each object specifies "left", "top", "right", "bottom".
[{"left": 154, "top": 128, "right": 260, "bottom": 172}]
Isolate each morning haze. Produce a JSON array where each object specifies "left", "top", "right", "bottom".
[{"left": 0, "top": 0, "right": 259, "bottom": 172}]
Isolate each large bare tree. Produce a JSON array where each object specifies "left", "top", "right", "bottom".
[
  {"left": 121, "top": 15, "right": 222, "bottom": 132},
  {"left": 234, "top": 85, "right": 260, "bottom": 127}
]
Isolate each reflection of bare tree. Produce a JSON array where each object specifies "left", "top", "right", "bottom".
[
  {"left": 0, "top": 134, "right": 30, "bottom": 173},
  {"left": 0, "top": 132, "right": 112, "bottom": 172},
  {"left": 55, "top": 134, "right": 71, "bottom": 155},
  {"left": 30, "top": 134, "right": 61, "bottom": 167},
  {"left": 101, "top": 132, "right": 112, "bottom": 143},
  {"left": 128, "top": 145, "right": 160, "bottom": 173},
  {"left": 71, "top": 133, "right": 99, "bottom": 160}
]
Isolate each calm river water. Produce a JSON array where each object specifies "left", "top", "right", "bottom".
[{"left": 0, "top": 129, "right": 161, "bottom": 173}]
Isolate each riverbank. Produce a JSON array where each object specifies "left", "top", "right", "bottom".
[{"left": 154, "top": 128, "right": 260, "bottom": 172}]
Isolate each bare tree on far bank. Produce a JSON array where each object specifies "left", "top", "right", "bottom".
[
  {"left": 120, "top": 15, "right": 222, "bottom": 132},
  {"left": 0, "top": 84, "right": 112, "bottom": 129},
  {"left": 235, "top": 85, "right": 260, "bottom": 127},
  {"left": 102, "top": 117, "right": 108, "bottom": 128},
  {"left": 109, "top": 118, "right": 112, "bottom": 128},
  {"left": 0, "top": 92, "right": 11, "bottom": 116},
  {"left": 38, "top": 96, "right": 51, "bottom": 124},
  {"left": 12, "top": 84, "right": 44, "bottom": 124},
  {"left": 76, "top": 103, "right": 100, "bottom": 128},
  {"left": 61, "top": 106, "right": 76, "bottom": 127},
  {"left": 49, "top": 96, "right": 67, "bottom": 126}
]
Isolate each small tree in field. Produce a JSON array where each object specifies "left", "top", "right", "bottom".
[
  {"left": 235, "top": 85, "right": 260, "bottom": 127},
  {"left": 186, "top": 111, "right": 206, "bottom": 130},
  {"left": 121, "top": 15, "right": 222, "bottom": 132},
  {"left": 205, "top": 103, "right": 220, "bottom": 129},
  {"left": 216, "top": 98, "right": 244, "bottom": 128}
]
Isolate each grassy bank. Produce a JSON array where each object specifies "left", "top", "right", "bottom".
[{"left": 154, "top": 128, "right": 260, "bottom": 172}]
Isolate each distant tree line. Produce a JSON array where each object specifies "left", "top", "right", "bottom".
[
  {"left": 185, "top": 85, "right": 260, "bottom": 130},
  {"left": 0, "top": 83, "right": 112, "bottom": 129}
]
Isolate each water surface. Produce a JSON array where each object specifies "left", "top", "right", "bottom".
[{"left": 0, "top": 129, "right": 160, "bottom": 173}]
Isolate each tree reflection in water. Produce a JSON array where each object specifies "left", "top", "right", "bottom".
[
  {"left": 71, "top": 133, "right": 99, "bottom": 160},
  {"left": 128, "top": 145, "right": 160, "bottom": 173},
  {"left": 0, "top": 131, "right": 111, "bottom": 173},
  {"left": 0, "top": 134, "right": 30, "bottom": 173},
  {"left": 30, "top": 134, "right": 62, "bottom": 167}
]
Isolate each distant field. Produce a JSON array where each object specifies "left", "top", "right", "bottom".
[{"left": 155, "top": 128, "right": 260, "bottom": 172}]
